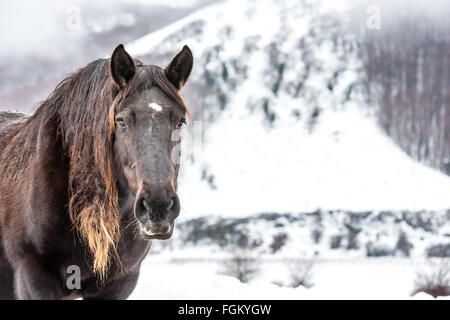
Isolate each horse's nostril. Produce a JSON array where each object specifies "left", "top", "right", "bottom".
[
  {"left": 142, "top": 199, "right": 151, "bottom": 214},
  {"left": 166, "top": 198, "right": 174, "bottom": 211}
]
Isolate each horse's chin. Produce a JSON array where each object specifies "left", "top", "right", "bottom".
[{"left": 140, "top": 221, "right": 174, "bottom": 240}]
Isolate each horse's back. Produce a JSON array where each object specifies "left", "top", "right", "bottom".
[{"left": 0, "top": 111, "right": 28, "bottom": 139}]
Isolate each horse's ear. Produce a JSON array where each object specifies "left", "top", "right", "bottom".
[
  {"left": 164, "top": 45, "right": 193, "bottom": 90},
  {"left": 109, "top": 44, "right": 136, "bottom": 89}
]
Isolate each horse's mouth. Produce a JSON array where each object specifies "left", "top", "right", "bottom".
[{"left": 141, "top": 221, "right": 174, "bottom": 240}]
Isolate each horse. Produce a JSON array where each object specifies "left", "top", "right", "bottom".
[{"left": 0, "top": 44, "right": 193, "bottom": 299}]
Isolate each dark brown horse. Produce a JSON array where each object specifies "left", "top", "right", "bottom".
[{"left": 0, "top": 44, "right": 193, "bottom": 299}]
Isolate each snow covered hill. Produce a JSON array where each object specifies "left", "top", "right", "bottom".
[{"left": 126, "top": 0, "right": 450, "bottom": 219}]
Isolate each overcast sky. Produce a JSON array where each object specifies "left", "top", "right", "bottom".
[
  {"left": 0, "top": 0, "right": 200, "bottom": 59},
  {"left": 1, "top": 0, "right": 448, "bottom": 59}
]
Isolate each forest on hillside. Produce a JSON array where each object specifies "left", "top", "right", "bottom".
[{"left": 358, "top": 4, "right": 450, "bottom": 174}]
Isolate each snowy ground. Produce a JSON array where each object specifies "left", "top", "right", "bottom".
[{"left": 130, "top": 254, "right": 449, "bottom": 300}]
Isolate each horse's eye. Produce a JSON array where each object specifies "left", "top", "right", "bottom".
[
  {"left": 116, "top": 118, "right": 128, "bottom": 130},
  {"left": 177, "top": 118, "right": 186, "bottom": 129}
]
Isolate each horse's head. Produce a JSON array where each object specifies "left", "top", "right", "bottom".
[{"left": 109, "top": 44, "right": 192, "bottom": 240}]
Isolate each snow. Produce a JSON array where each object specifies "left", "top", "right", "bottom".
[
  {"left": 130, "top": 255, "right": 449, "bottom": 300},
  {"left": 178, "top": 104, "right": 450, "bottom": 218}
]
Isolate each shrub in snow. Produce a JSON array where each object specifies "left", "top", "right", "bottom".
[
  {"left": 262, "top": 99, "right": 276, "bottom": 125},
  {"left": 330, "top": 235, "right": 343, "bottom": 249},
  {"left": 345, "top": 224, "right": 361, "bottom": 250},
  {"left": 311, "top": 229, "right": 323, "bottom": 245},
  {"left": 395, "top": 232, "right": 413, "bottom": 257},
  {"left": 310, "top": 210, "right": 323, "bottom": 244},
  {"left": 427, "top": 243, "right": 450, "bottom": 258},
  {"left": 365, "top": 241, "right": 394, "bottom": 257},
  {"left": 222, "top": 248, "right": 260, "bottom": 283},
  {"left": 343, "top": 214, "right": 364, "bottom": 250},
  {"left": 307, "top": 106, "right": 321, "bottom": 134},
  {"left": 270, "top": 233, "right": 288, "bottom": 253},
  {"left": 288, "top": 259, "right": 314, "bottom": 289},
  {"left": 412, "top": 260, "right": 450, "bottom": 298}
]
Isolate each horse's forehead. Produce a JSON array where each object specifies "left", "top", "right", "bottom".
[
  {"left": 131, "top": 86, "right": 175, "bottom": 111},
  {"left": 148, "top": 102, "right": 163, "bottom": 113}
]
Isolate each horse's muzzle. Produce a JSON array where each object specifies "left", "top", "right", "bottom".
[
  {"left": 141, "top": 220, "right": 175, "bottom": 240},
  {"left": 134, "top": 189, "right": 180, "bottom": 240}
]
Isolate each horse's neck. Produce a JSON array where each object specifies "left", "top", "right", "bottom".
[{"left": 9, "top": 115, "right": 67, "bottom": 176}]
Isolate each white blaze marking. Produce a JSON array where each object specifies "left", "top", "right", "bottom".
[{"left": 148, "top": 102, "right": 163, "bottom": 112}]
